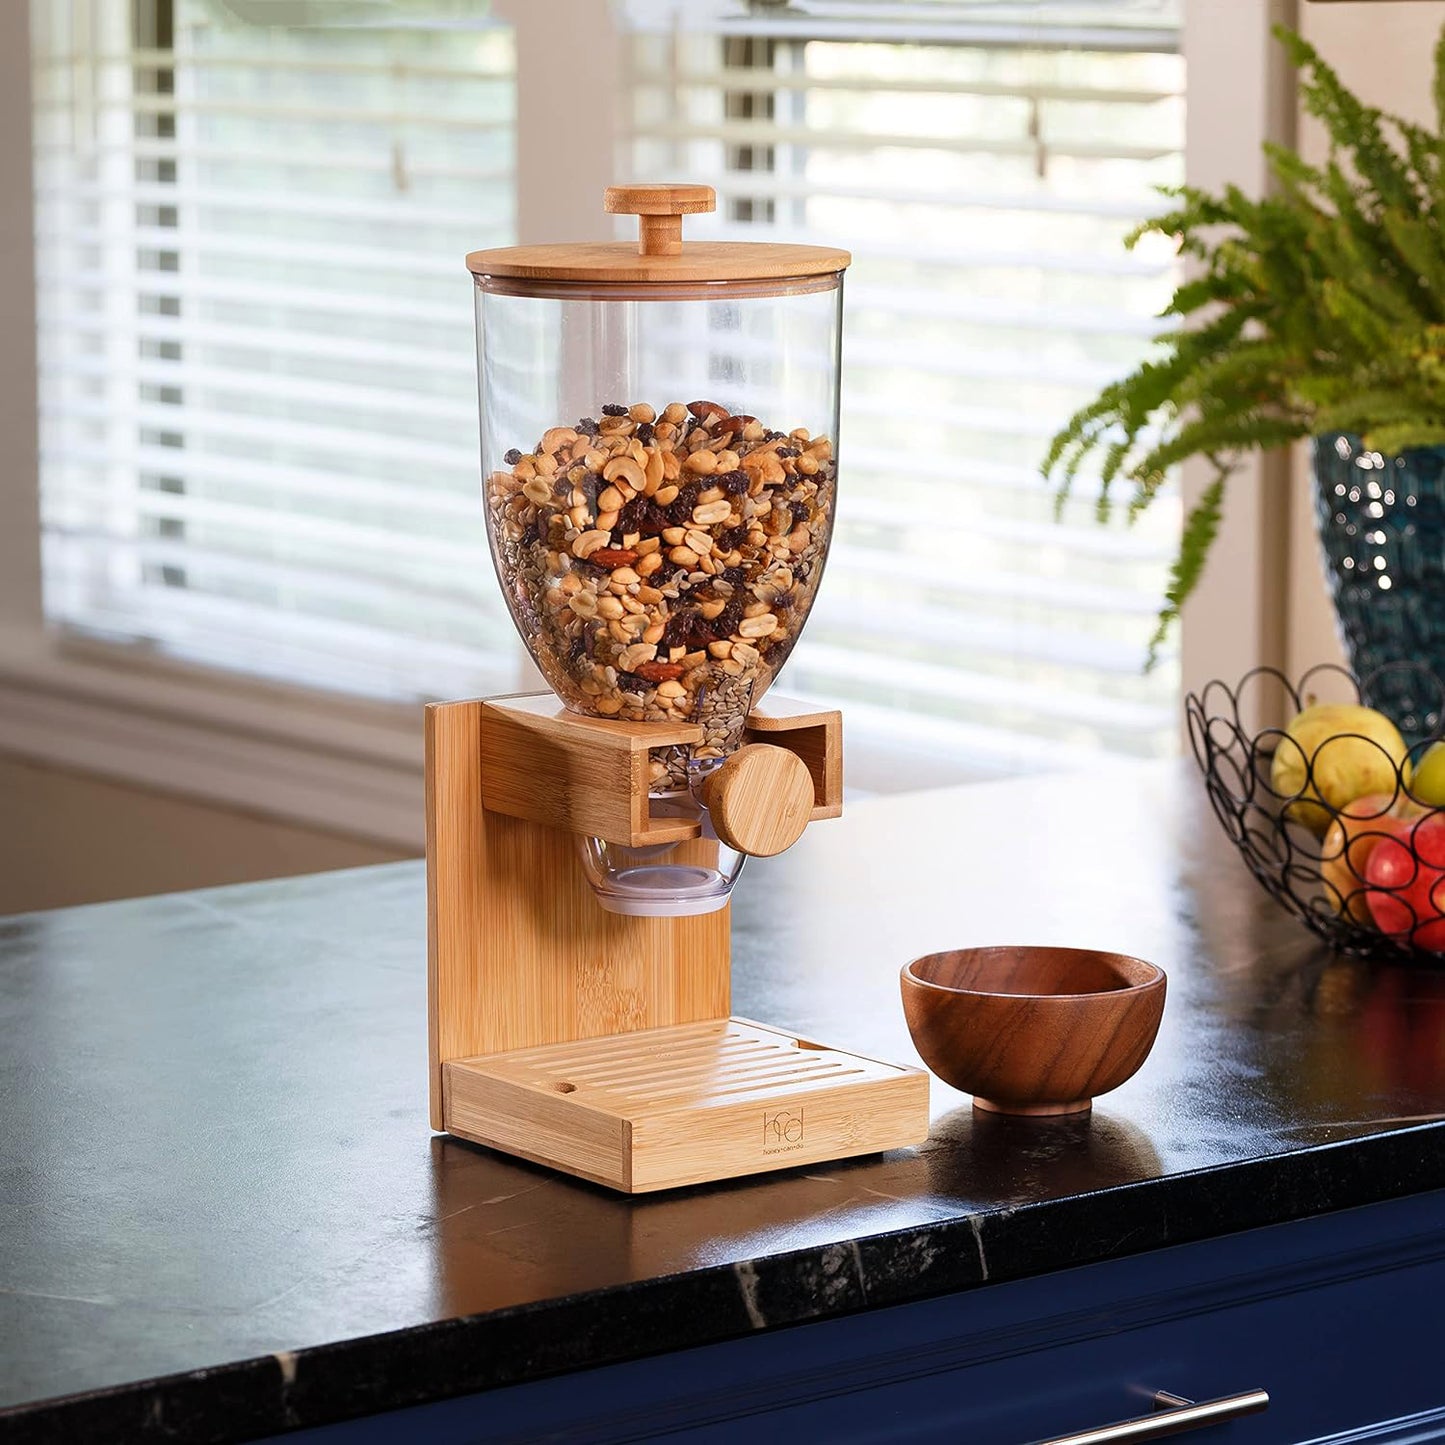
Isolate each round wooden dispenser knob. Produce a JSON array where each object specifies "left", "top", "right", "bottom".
[
  {"left": 604, "top": 183, "right": 715, "bottom": 257},
  {"left": 701, "top": 744, "right": 815, "bottom": 858}
]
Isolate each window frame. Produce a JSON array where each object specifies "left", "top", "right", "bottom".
[{"left": 0, "top": 0, "right": 1298, "bottom": 848}]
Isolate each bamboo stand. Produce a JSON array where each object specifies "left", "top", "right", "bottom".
[{"left": 426, "top": 693, "right": 929, "bottom": 1193}]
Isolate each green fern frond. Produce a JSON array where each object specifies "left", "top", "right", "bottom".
[
  {"left": 1145, "top": 471, "right": 1227, "bottom": 670},
  {"left": 1042, "top": 21, "right": 1445, "bottom": 668}
]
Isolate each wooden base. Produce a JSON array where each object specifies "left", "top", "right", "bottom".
[
  {"left": 428, "top": 691, "right": 927, "bottom": 1191},
  {"left": 443, "top": 1018, "right": 929, "bottom": 1193}
]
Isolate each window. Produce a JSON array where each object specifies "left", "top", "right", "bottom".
[
  {"left": 623, "top": 0, "right": 1183, "bottom": 788},
  {"left": 31, "top": 0, "right": 517, "bottom": 702},
  {"left": 28, "top": 0, "right": 1183, "bottom": 798}
]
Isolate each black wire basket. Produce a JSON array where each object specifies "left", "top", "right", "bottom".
[{"left": 1186, "top": 663, "right": 1445, "bottom": 964}]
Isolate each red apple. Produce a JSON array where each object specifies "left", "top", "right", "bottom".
[{"left": 1364, "top": 812, "right": 1445, "bottom": 951}]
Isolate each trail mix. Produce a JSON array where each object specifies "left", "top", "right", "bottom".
[{"left": 486, "top": 399, "right": 834, "bottom": 785}]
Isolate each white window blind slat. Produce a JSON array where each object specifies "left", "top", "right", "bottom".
[{"left": 623, "top": 0, "right": 1182, "bottom": 775}]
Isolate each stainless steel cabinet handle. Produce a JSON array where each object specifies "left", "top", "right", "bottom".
[{"left": 1032, "top": 1388, "right": 1269, "bottom": 1445}]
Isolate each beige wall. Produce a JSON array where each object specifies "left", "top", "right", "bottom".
[
  {"left": 0, "top": 753, "right": 412, "bottom": 916},
  {"left": 1285, "top": 2, "right": 1445, "bottom": 681}
]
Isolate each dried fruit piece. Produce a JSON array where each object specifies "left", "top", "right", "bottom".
[{"left": 632, "top": 660, "right": 685, "bottom": 683}]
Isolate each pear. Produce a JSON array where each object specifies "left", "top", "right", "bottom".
[
  {"left": 1270, "top": 701, "right": 1411, "bottom": 836},
  {"left": 1410, "top": 739, "right": 1445, "bottom": 808}
]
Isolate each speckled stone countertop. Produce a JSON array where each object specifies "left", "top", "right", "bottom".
[{"left": 5, "top": 762, "right": 1445, "bottom": 1443}]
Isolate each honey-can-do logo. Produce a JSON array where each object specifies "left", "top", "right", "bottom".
[{"left": 762, "top": 1108, "right": 804, "bottom": 1153}]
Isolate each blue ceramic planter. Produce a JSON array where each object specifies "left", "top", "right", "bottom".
[{"left": 1312, "top": 431, "right": 1445, "bottom": 741}]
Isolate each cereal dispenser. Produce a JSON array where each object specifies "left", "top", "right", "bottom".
[{"left": 426, "top": 185, "right": 928, "bottom": 1192}]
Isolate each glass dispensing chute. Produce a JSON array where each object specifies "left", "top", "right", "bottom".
[{"left": 468, "top": 184, "right": 848, "bottom": 914}]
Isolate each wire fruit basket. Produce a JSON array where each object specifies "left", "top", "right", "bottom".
[{"left": 1186, "top": 663, "right": 1445, "bottom": 964}]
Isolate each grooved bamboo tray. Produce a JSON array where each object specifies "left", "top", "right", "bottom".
[{"left": 445, "top": 1018, "right": 926, "bottom": 1194}]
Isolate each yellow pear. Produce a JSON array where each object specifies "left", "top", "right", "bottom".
[{"left": 1270, "top": 702, "right": 1411, "bottom": 836}]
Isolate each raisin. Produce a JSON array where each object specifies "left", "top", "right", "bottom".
[
  {"left": 790, "top": 501, "right": 811, "bottom": 526},
  {"left": 666, "top": 484, "right": 700, "bottom": 524},
  {"left": 718, "top": 469, "right": 750, "bottom": 495},
  {"left": 720, "top": 566, "right": 746, "bottom": 589},
  {"left": 504, "top": 448, "right": 522, "bottom": 465},
  {"left": 716, "top": 525, "right": 748, "bottom": 553},
  {"left": 714, "top": 599, "right": 743, "bottom": 638},
  {"left": 636, "top": 422, "right": 654, "bottom": 446},
  {"left": 602, "top": 403, "right": 628, "bottom": 417},
  {"left": 662, "top": 612, "right": 696, "bottom": 650},
  {"left": 764, "top": 429, "right": 786, "bottom": 442},
  {"left": 777, "top": 445, "right": 800, "bottom": 459},
  {"left": 576, "top": 417, "right": 599, "bottom": 437}
]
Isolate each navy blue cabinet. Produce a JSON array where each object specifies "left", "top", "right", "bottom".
[{"left": 279, "top": 1189, "right": 1445, "bottom": 1445}]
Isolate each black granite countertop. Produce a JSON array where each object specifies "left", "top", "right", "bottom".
[{"left": 5, "top": 762, "right": 1445, "bottom": 1443}]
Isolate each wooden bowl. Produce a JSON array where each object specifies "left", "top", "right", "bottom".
[{"left": 900, "top": 946, "right": 1166, "bottom": 1116}]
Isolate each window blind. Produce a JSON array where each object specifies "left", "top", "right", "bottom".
[
  {"left": 31, "top": 0, "right": 517, "bottom": 702},
  {"left": 623, "top": 0, "right": 1183, "bottom": 787}
]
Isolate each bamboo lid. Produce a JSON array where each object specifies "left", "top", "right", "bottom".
[{"left": 466, "top": 184, "right": 850, "bottom": 298}]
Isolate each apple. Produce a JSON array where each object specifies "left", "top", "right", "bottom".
[
  {"left": 1270, "top": 701, "right": 1411, "bottom": 835},
  {"left": 1319, "top": 792, "right": 1405, "bottom": 924},
  {"left": 1410, "top": 739, "right": 1445, "bottom": 808},
  {"left": 1363, "top": 811, "right": 1445, "bottom": 951}
]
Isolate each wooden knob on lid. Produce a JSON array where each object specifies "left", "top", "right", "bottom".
[
  {"left": 604, "top": 183, "right": 716, "bottom": 258},
  {"left": 701, "top": 744, "right": 814, "bottom": 858}
]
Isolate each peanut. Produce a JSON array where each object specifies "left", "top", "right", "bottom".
[
  {"left": 572, "top": 530, "right": 611, "bottom": 559},
  {"left": 618, "top": 642, "right": 657, "bottom": 671},
  {"left": 692, "top": 500, "right": 731, "bottom": 526}
]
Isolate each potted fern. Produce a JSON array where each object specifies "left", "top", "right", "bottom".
[{"left": 1043, "top": 24, "right": 1445, "bottom": 709}]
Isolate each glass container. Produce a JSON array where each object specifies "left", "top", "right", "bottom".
[{"left": 468, "top": 184, "right": 849, "bottom": 912}]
